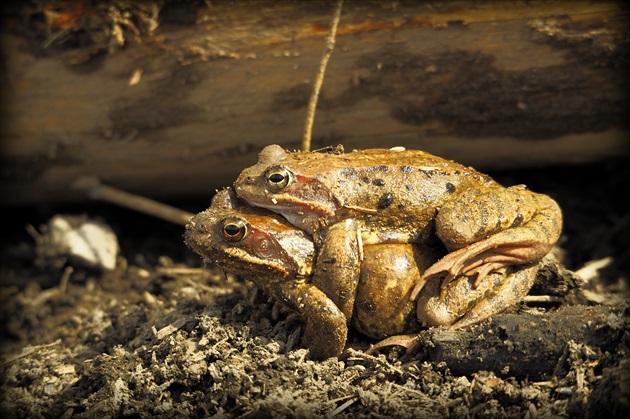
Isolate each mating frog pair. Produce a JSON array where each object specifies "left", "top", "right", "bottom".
[{"left": 185, "top": 145, "right": 562, "bottom": 359}]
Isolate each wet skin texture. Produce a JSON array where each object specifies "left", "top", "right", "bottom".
[
  {"left": 234, "top": 145, "right": 562, "bottom": 301},
  {"left": 185, "top": 189, "right": 541, "bottom": 359}
]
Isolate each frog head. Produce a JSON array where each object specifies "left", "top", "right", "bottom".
[
  {"left": 234, "top": 145, "right": 341, "bottom": 234},
  {"left": 184, "top": 188, "right": 315, "bottom": 284}
]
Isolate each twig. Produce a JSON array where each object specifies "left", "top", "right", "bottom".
[
  {"left": 72, "top": 176, "right": 194, "bottom": 226},
  {"left": 59, "top": 266, "right": 74, "bottom": 296},
  {"left": 25, "top": 223, "right": 43, "bottom": 242},
  {"left": 180, "top": 276, "right": 223, "bottom": 292},
  {"left": 329, "top": 393, "right": 358, "bottom": 404},
  {"left": 301, "top": 0, "right": 343, "bottom": 152},
  {"left": 156, "top": 267, "right": 215, "bottom": 276},
  {"left": 28, "top": 268, "right": 73, "bottom": 306},
  {"left": 523, "top": 295, "right": 564, "bottom": 303},
  {"left": 2, "top": 339, "right": 62, "bottom": 365},
  {"left": 552, "top": 342, "right": 570, "bottom": 378},
  {"left": 331, "top": 395, "right": 358, "bottom": 416}
]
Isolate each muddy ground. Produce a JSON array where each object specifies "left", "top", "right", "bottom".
[{"left": 1, "top": 158, "right": 629, "bottom": 418}]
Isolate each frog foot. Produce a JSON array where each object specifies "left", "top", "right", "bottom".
[
  {"left": 366, "top": 334, "right": 419, "bottom": 355},
  {"left": 409, "top": 239, "right": 537, "bottom": 301}
]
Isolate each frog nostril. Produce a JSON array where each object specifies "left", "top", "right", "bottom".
[{"left": 196, "top": 221, "right": 211, "bottom": 234}]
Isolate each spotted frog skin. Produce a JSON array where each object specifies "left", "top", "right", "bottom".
[
  {"left": 184, "top": 189, "right": 540, "bottom": 359},
  {"left": 234, "top": 145, "right": 562, "bottom": 299}
]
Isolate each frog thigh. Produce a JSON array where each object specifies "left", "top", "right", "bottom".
[
  {"left": 435, "top": 186, "right": 562, "bottom": 258},
  {"left": 411, "top": 187, "right": 560, "bottom": 298},
  {"left": 312, "top": 220, "right": 362, "bottom": 320}
]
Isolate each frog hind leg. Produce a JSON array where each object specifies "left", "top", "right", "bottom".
[
  {"left": 370, "top": 264, "right": 538, "bottom": 356},
  {"left": 451, "top": 263, "right": 538, "bottom": 329},
  {"left": 416, "top": 263, "right": 538, "bottom": 329},
  {"left": 417, "top": 227, "right": 545, "bottom": 296},
  {"left": 410, "top": 188, "right": 561, "bottom": 300}
]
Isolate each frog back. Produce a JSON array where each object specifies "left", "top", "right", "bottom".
[{"left": 306, "top": 149, "right": 500, "bottom": 238}]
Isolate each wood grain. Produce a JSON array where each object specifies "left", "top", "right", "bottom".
[{"left": 1, "top": 1, "right": 628, "bottom": 205}]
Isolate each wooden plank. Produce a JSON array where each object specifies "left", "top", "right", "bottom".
[{"left": 1, "top": 1, "right": 628, "bottom": 205}]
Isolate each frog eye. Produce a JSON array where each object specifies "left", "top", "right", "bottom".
[
  {"left": 221, "top": 218, "right": 249, "bottom": 242},
  {"left": 265, "top": 167, "right": 293, "bottom": 190}
]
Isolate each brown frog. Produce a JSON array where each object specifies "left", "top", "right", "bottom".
[
  {"left": 234, "top": 145, "right": 562, "bottom": 300},
  {"left": 184, "top": 189, "right": 345, "bottom": 360},
  {"left": 184, "top": 189, "right": 539, "bottom": 359}
]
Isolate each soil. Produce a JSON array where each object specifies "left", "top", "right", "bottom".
[{"left": 0, "top": 158, "right": 629, "bottom": 418}]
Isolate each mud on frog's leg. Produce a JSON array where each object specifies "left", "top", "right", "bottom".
[
  {"left": 416, "top": 263, "right": 539, "bottom": 328},
  {"left": 272, "top": 281, "right": 347, "bottom": 360},
  {"left": 312, "top": 220, "right": 362, "bottom": 320},
  {"left": 411, "top": 186, "right": 561, "bottom": 299}
]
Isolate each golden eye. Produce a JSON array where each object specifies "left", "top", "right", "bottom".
[
  {"left": 265, "top": 167, "right": 293, "bottom": 190},
  {"left": 221, "top": 218, "right": 248, "bottom": 242}
]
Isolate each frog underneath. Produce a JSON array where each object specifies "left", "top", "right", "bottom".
[{"left": 185, "top": 189, "right": 539, "bottom": 359}]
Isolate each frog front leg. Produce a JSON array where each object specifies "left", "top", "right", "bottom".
[
  {"left": 270, "top": 280, "right": 348, "bottom": 360},
  {"left": 411, "top": 185, "right": 561, "bottom": 299}
]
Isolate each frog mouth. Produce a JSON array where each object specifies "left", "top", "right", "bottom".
[
  {"left": 182, "top": 227, "right": 209, "bottom": 256},
  {"left": 236, "top": 178, "right": 337, "bottom": 214},
  {"left": 210, "top": 247, "right": 293, "bottom": 278},
  {"left": 246, "top": 196, "right": 335, "bottom": 233}
]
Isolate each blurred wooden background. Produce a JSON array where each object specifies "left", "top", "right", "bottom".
[{"left": 1, "top": 1, "right": 628, "bottom": 205}]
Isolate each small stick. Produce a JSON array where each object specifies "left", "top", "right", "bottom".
[
  {"left": 72, "top": 176, "right": 194, "bottom": 226},
  {"left": 523, "top": 295, "right": 564, "bottom": 303},
  {"left": 59, "top": 266, "right": 73, "bottom": 296},
  {"left": 330, "top": 395, "right": 358, "bottom": 416},
  {"left": 301, "top": 0, "right": 343, "bottom": 152}
]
